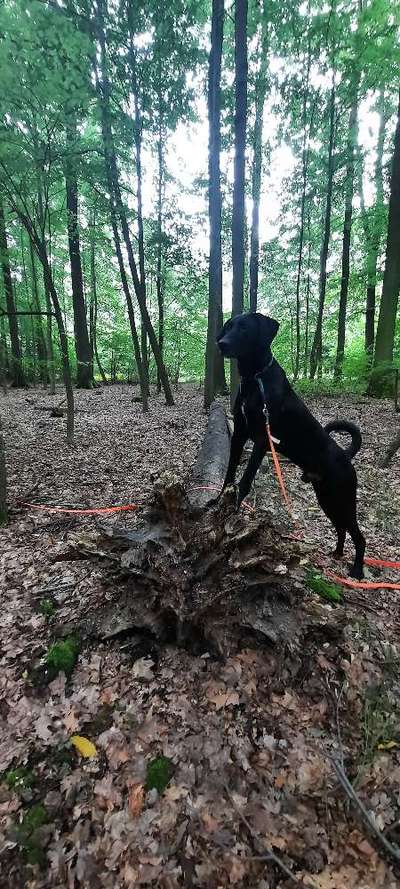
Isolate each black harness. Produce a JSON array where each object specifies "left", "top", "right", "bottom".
[{"left": 239, "top": 356, "right": 274, "bottom": 424}]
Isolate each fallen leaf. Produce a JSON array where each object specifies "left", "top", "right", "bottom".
[
  {"left": 128, "top": 783, "right": 145, "bottom": 817},
  {"left": 208, "top": 691, "right": 239, "bottom": 710},
  {"left": 71, "top": 735, "right": 97, "bottom": 758}
]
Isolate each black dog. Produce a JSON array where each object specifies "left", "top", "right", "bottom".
[{"left": 217, "top": 312, "right": 366, "bottom": 579}]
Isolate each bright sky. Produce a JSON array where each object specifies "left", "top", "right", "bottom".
[{"left": 141, "top": 84, "right": 386, "bottom": 312}]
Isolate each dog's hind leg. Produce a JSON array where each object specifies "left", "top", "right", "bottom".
[
  {"left": 347, "top": 517, "right": 365, "bottom": 580},
  {"left": 237, "top": 434, "right": 268, "bottom": 507},
  {"left": 332, "top": 526, "right": 346, "bottom": 558}
]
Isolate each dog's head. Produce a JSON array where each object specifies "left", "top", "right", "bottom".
[{"left": 217, "top": 312, "right": 279, "bottom": 359}]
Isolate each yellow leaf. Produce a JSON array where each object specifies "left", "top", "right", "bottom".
[
  {"left": 71, "top": 735, "right": 97, "bottom": 758},
  {"left": 377, "top": 740, "right": 398, "bottom": 751}
]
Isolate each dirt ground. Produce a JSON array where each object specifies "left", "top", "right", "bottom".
[{"left": 1, "top": 383, "right": 400, "bottom": 888}]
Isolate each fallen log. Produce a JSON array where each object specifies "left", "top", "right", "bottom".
[{"left": 188, "top": 400, "right": 230, "bottom": 510}]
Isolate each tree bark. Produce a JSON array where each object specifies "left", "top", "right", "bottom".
[
  {"left": 368, "top": 90, "right": 400, "bottom": 395},
  {"left": 156, "top": 115, "right": 164, "bottom": 395},
  {"left": 334, "top": 87, "right": 358, "bottom": 382},
  {"left": 231, "top": 0, "right": 248, "bottom": 404},
  {"left": 13, "top": 210, "right": 75, "bottom": 442},
  {"left": 249, "top": 3, "right": 268, "bottom": 314},
  {"left": 0, "top": 202, "right": 26, "bottom": 387},
  {"left": 204, "top": 0, "right": 227, "bottom": 409},
  {"left": 109, "top": 200, "right": 148, "bottom": 411},
  {"left": 309, "top": 82, "right": 335, "bottom": 380},
  {"left": 95, "top": 0, "right": 173, "bottom": 405},
  {"left": 358, "top": 90, "right": 385, "bottom": 361},
  {"left": 65, "top": 112, "right": 93, "bottom": 388},
  {"left": 29, "top": 238, "right": 48, "bottom": 384},
  {"left": 128, "top": 25, "right": 149, "bottom": 399},
  {"left": 90, "top": 211, "right": 107, "bottom": 384}
]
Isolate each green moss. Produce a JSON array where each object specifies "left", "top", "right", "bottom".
[
  {"left": 146, "top": 756, "right": 174, "bottom": 794},
  {"left": 306, "top": 569, "right": 342, "bottom": 603},
  {"left": 45, "top": 635, "right": 80, "bottom": 679},
  {"left": 38, "top": 598, "right": 56, "bottom": 618},
  {"left": 6, "top": 767, "right": 35, "bottom": 792},
  {"left": 15, "top": 803, "right": 48, "bottom": 867}
]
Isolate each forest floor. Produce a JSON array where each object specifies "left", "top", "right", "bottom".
[{"left": 1, "top": 383, "right": 400, "bottom": 889}]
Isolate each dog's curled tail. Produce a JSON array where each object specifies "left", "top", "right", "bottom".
[{"left": 324, "top": 420, "right": 362, "bottom": 459}]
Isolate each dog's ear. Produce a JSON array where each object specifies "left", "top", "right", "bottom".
[{"left": 256, "top": 313, "right": 279, "bottom": 344}]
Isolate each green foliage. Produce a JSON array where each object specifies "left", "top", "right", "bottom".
[
  {"left": 38, "top": 599, "right": 56, "bottom": 619},
  {"left": 306, "top": 569, "right": 343, "bottom": 604},
  {"left": 146, "top": 755, "right": 174, "bottom": 793},
  {"left": 5, "top": 767, "right": 36, "bottom": 793},
  {"left": 45, "top": 636, "right": 80, "bottom": 679},
  {"left": 13, "top": 803, "right": 48, "bottom": 867}
]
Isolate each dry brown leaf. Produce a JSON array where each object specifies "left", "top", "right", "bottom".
[
  {"left": 128, "top": 783, "right": 145, "bottom": 817},
  {"left": 208, "top": 691, "right": 239, "bottom": 710}
]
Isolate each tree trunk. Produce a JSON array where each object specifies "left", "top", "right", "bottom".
[
  {"left": 0, "top": 202, "right": 26, "bottom": 387},
  {"left": 129, "top": 28, "right": 149, "bottom": 400},
  {"left": 95, "top": 0, "right": 173, "bottom": 405},
  {"left": 204, "top": 0, "right": 227, "bottom": 409},
  {"left": 29, "top": 238, "right": 48, "bottom": 384},
  {"left": 309, "top": 82, "right": 335, "bottom": 380},
  {"left": 361, "top": 91, "right": 385, "bottom": 359},
  {"left": 156, "top": 118, "right": 164, "bottom": 395},
  {"left": 249, "top": 2, "right": 268, "bottom": 314},
  {"left": 65, "top": 113, "right": 93, "bottom": 389},
  {"left": 15, "top": 211, "right": 74, "bottom": 442},
  {"left": 109, "top": 201, "right": 148, "bottom": 411},
  {"left": 368, "top": 90, "right": 400, "bottom": 396},
  {"left": 231, "top": 0, "right": 248, "bottom": 404},
  {"left": 90, "top": 211, "right": 107, "bottom": 384},
  {"left": 334, "top": 87, "right": 358, "bottom": 382}
]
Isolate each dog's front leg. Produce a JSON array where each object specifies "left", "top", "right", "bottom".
[
  {"left": 222, "top": 424, "right": 248, "bottom": 492},
  {"left": 237, "top": 434, "right": 267, "bottom": 508}
]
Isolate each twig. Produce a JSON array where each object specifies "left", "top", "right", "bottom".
[
  {"left": 224, "top": 784, "right": 316, "bottom": 889},
  {"left": 330, "top": 757, "right": 400, "bottom": 866}
]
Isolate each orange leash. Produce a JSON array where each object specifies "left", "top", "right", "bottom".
[
  {"left": 265, "top": 425, "right": 400, "bottom": 591},
  {"left": 22, "top": 502, "right": 138, "bottom": 515},
  {"left": 266, "top": 424, "right": 294, "bottom": 517}
]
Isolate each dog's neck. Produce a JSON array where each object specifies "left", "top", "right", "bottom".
[{"left": 238, "top": 351, "right": 274, "bottom": 381}]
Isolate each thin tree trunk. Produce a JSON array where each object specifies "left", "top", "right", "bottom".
[
  {"left": 109, "top": 201, "right": 148, "bottom": 411},
  {"left": 304, "top": 223, "right": 311, "bottom": 376},
  {"left": 90, "top": 211, "right": 107, "bottom": 384},
  {"left": 204, "top": 0, "right": 226, "bottom": 409},
  {"left": 14, "top": 211, "right": 74, "bottom": 442},
  {"left": 360, "top": 91, "right": 385, "bottom": 359},
  {"left": 0, "top": 202, "right": 25, "bottom": 387},
  {"left": 95, "top": 0, "right": 173, "bottom": 405},
  {"left": 29, "top": 238, "right": 48, "bottom": 384},
  {"left": 293, "top": 23, "right": 315, "bottom": 380},
  {"left": 309, "top": 82, "right": 335, "bottom": 380},
  {"left": 334, "top": 86, "right": 358, "bottom": 382},
  {"left": 65, "top": 112, "right": 93, "bottom": 389},
  {"left": 129, "top": 26, "right": 149, "bottom": 399},
  {"left": 368, "top": 90, "right": 400, "bottom": 395},
  {"left": 156, "top": 115, "right": 164, "bottom": 394},
  {"left": 249, "top": 2, "right": 268, "bottom": 313},
  {"left": 231, "top": 0, "right": 248, "bottom": 405}
]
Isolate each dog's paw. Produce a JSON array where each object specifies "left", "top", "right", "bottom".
[{"left": 349, "top": 565, "right": 364, "bottom": 581}]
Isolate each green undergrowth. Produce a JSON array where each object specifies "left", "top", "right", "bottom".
[
  {"left": 306, "top": 568, "right": 343, "bottom": 603},
  {"left": 146, "top": 756, "right": 174, "bottom": 794}
]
